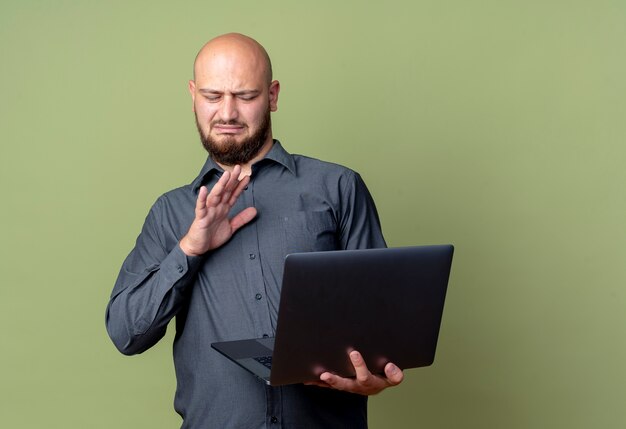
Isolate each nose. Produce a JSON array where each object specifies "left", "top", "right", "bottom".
[{"left": 218, "top": 95, "right": 238, "bottom": 122}]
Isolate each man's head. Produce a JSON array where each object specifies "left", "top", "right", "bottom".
[{"left": 189, "top": 33, "right": 280, "bottom": 167}]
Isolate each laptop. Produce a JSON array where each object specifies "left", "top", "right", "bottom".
[{"left": 211, "top": 244, "right": 454, "bottom": 386}]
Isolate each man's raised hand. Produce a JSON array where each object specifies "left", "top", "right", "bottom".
[{"left": 180, "top": 165, "right": 257, "bottom": 256}]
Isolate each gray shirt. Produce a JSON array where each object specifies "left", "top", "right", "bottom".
[{"left": 106, "top": 141, "right": 386, "bottom": 428}]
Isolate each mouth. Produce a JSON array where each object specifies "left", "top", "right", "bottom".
[{"left": 213, "top": 123, "right": 246, "bottom": 134}]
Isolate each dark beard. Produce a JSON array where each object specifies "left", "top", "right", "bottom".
[{"left": 196, "top": 111, "right": 271, "bottom": 166}]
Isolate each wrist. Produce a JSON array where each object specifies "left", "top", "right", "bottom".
[{"left": 179, "top": 236, "right": 203, "bottom": 257}]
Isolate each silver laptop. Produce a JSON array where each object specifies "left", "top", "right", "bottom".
[{"left": 211, "top": 244, "right": 454, "bottom": 386}]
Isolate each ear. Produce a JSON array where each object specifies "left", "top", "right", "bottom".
[
  {"left": 268, "top": 80, "right": 280, "bottom": 112},
  {"left": 188, "top": 80, "right": 196, "bottom": 112}
]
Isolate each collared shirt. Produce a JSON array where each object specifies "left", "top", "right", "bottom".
[{"left": 106, "top": 141, "right": 386, "bottom": 428}]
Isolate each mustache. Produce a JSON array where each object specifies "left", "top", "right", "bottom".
[{"left": 211, "top": 120, "right": 247, "bottom": 127}]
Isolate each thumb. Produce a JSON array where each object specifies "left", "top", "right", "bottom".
[
  {"left": 384, "top": 363, "right": 404, "bottom": 386},
  {"left": 230, "top": 207, "right": 257, "bottom": 232}
]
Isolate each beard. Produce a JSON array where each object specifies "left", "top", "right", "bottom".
[{"left": 195, "top": 110, "right": 271, "bottom": 166}]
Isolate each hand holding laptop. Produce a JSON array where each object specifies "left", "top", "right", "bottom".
[
  {"left": 306, "top": 350, "right": 404, "bottom": 395},
  {"left": 211, "top": 245, "right": 454, "bottom": 388}
]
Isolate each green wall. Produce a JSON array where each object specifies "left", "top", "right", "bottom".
[{"left": 1, "top": 1, "right": 624, "bottom": 428}]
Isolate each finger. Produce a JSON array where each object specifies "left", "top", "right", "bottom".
[
  {"left": 228, "top": 174, "right": 250, "bottom": 206},
  {"left": 195, "top": 186, "right": 209, "bottom": 216},
  {"left": 230, "top": 207, "right": 257, "bottom": 232},
  {"left": 209, "top": 167, "right": 246, "bottom": 207},
  {"left": 223, "top": 165, "right": 242, "bottom": 193},
  {"left": 319, "top": 372, "right": 352, "bottom": 391},
  {"left": 349, "top": 351, "right": 373, "bottom": 383},
  {"left": 383, "top": 362, "right": 404, "bottom": 386},
  {"left": 303, "top": 380, "right": 332, "bottom": 388},
  {"left": 206, "top": 170, "right": 234, "bottom": 207},
  {"left": 222, "top": 166, "right": 247, "bottom": 205}
]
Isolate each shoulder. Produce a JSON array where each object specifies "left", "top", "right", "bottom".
[
  {"left": 148, "top": 184, "right": 196, "bottom": 217},
  {"left": 153, "top": 184, "right": 192, "bottom": 203},
  {"left": 287, "top": 154, "right": 373, "bottom": 199},
  {"left": 291, "top": 154, "right": 360, "bottom": 180}
]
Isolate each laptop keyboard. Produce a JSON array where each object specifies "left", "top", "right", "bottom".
[{"left": 254, "top": 356, "right": 273, "bottom": 369}]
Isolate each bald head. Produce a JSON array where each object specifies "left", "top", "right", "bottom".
[
  {"left": 193, "top": 33, "right": 273, "bottom": 84},
  {"left": 188, "top": 33, "right": 280, "bottom": 170}
]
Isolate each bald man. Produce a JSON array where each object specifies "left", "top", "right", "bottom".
[{"left": 106, "top": 33, "right": 403, "bottom": 428}]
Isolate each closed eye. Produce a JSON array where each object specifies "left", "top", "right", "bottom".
[{"left": 198, "top": 89, "right": 260, "bottom": 102}]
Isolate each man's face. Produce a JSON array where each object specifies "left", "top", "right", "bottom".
[{"left": 189, "top": 48, "right": 279, "bottom": 166}]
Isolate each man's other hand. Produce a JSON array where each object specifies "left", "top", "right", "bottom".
[
  {"left": 180, "top": 165, "right": 257, "bottom": 256},
  {"left": 307, "top": 350, "right": 404, "bottom": 395}
]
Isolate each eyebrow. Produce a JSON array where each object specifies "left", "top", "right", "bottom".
[{"left": 198, "top": 88, "right": 261, "bottom": 96}]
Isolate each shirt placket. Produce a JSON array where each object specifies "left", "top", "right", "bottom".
[
  {"left": 240, "top": 178, "right": 274, "bottom": 338},
  {"left": 265, "top": 385, "right": 283, "bottom": 428}
]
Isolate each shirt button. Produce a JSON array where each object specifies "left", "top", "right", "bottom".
[
  {"left": 249, "top": 253, "right": 256, "bottom": 260},
  {"left": 255, "top": 293, "right": 262, "bottom": 300},
  {"left": 176, "top": 265, "right": 184, "bottom": 273},
  {"left": 270, "top": 416, "right": 278, "bottom": 423}
]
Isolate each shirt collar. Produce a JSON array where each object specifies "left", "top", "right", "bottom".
[{"left": 190, "top": 140, "right": 296, "bottom": 193}]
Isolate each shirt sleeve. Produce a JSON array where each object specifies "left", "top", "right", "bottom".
[
  {"left": 337, "top": 171, "right": 387, "bottom": 250},
  {"left": 105, "top": 198, "right": 203, "bottom": 355}
]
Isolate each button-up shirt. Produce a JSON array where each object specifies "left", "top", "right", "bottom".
[{"left": 106, "top": 141, "right": 386, "bottom": 428}]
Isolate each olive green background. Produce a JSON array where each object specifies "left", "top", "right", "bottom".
[{"left": 1, "top": 1, "right": 624, "bottom": 428}]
